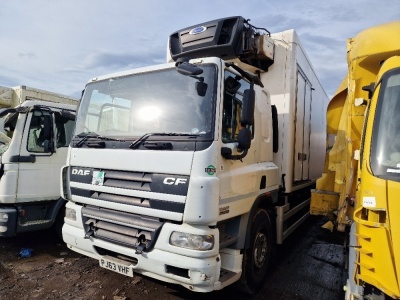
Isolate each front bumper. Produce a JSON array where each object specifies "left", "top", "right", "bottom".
[{"left": 62, "top": 203, "right": 222, "bottom": 292}]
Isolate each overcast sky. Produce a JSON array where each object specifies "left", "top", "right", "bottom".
[{"left": 1, "top": 1, "right": 399, "bottom": 99}]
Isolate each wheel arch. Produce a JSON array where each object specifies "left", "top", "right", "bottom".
[
  {"left": 239, "top": 192, "right": 277, "bottom": 250},
  {"left": 237, "top": 191, "right": 277, "bottom": 294}
]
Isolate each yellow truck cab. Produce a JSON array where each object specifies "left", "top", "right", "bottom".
[{"left": 310, "top": 21, "right": 400, "bottom": 299}]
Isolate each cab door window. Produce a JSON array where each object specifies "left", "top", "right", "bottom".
[
  {"left": 370, "top": 70, "right": 400, "bottom": 180},
  {"left": 27, "top": 111, "right": 51, "bottom": 153},
  {"left": 222, "top": 70, "right": 251, "bottom": 143}
]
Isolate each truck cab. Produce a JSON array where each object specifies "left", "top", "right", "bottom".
[
  {"left": 309, "top": 21, "right": 400, "bottom": 299},
  {"left": 348, "top": 56, "right": 400, "bottom": 299},
  {"left": 0, "top": 87, "right": 77, "bottom": 237}
]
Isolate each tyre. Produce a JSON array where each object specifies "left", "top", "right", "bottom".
[
  {"left": 53, "top": 205, "right": 65, "bottom": 239},
  {"left": 239, "top": 208, "right": 273, "bottom": 294}
]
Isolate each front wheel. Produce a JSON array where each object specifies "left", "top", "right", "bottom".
[
  {"left": 239, "top": 208, "right": 273, "bottom": 294},
  {"left": 53, "top": 205, "right": 65, "bottom": 239}
]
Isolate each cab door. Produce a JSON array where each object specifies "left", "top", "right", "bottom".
[{"left": 16, "top": 108, "right": 75, "bottom": 203}]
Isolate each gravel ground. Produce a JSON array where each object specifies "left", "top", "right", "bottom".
[{"left": 0, "top": 216, "right": 346, "bottom": 300}]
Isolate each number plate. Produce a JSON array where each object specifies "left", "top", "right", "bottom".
[{"left": 99, "top": 257, "right": 134, "bottom": 277}]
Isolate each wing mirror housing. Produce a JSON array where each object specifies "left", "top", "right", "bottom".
[
  {"left": 241, "top": 89, "right": 255, "bottom": 126},
  {"left": 237, "top": 127, "right": 252, "bottom": 151},
  {"left": 175, "top": 57, "right": 204, "bottom": 76},
  {"left": 43, "top": 114, "right": 54, "bottom": 153},
  {"left": 362, "top": 82, "right": 375, "bottom": 99},
  {"left": 221, "top": 127, "right": 252, "bottom": 161}
]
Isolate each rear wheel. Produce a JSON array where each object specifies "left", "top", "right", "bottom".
[{"left": 239, "top": 208, "right": 273, "bottom": 294}]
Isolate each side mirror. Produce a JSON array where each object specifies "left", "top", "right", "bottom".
[
  {"left": 175, "top": 59, "right": 203, "bottom": 76},
  {"left": 0, "top": 106, "right": 28, "bottom": 118},
  {"left": 237, "top": 127, "right": 252, "bottom": 151},
  {"left": 43, "top": 140, "right": 54, "bottom": 153},
  {"left": 43, "top": 115, "right": 52, "bottom": 140},
  {"left": 61, "top": 110, "right": 76, "bottom": 121},
  {"left": 196, "top": 81, "right": 208, "bottom": 97},
  {"left": 221, "top": 127, "right": 252, "bottom": 161},
  {"left": 0, "top": 108, "right": 16, "bottom": 118},
  {"left": 362, "top": 82, "right": 375, "bottom": 99},
  {"left": 241, "top": 89, "right": 255, "bottom": 126},
  {"left": 225, "top": 76, "right": 241, "bottom": 94},
  {"left": 43, "top": 115, "right": 54, "bottom": 153}
]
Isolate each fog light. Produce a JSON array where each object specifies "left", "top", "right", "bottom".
[
  {"left": 65, "top": 207, "right": 76, "bottom": 221},
  {"left": 0, "top": 212, "right": 8, "bottom": 222},
  {"left": 170, "top": 231, "right": 214, "bottom": 251}
]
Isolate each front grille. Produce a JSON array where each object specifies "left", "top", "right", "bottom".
[
  {"left": 99, "top": 170, "right": 152, "bottom": 191},
  {"left": 70, "top": 167, "right": 189, "bottom": 196},
  {"left": 70, "top": 167, "right": 188, "bottom": 221},
  {"left": 71, "top": 167, "right": 189, "bottom": 250},
  {"left": 82, "top": 206, "right": 163, "bottom": 252},
  {"left": 71, "top": 189, "right": 185, "bottom": 214}
]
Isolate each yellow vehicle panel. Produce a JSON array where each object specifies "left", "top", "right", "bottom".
[
  {"left": 311, "top": 21, "right": 400, "bottom": 231},
  {"left": 312, "top": 21, "right": 400, "bottom": 298}
]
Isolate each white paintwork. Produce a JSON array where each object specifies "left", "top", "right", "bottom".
[
  {"left": 0, "top": 92, "right": 78, "bottom": 207},
  {"left": 263, "top": 30, "right": 329, "bottom": 192},
  {"left": 69, "top": 147, "right": 193, "bottom": 175}
]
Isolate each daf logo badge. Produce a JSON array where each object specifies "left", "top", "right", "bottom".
[
  {"left": 189, "top": 26, "right": 206, "bottom": 35},
  {"left": 72, "top": 168, "right": 90, "bottom": 176}
]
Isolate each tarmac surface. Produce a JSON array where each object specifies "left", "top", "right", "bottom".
[{"left": 0, "top": 215, "right": 346, "bottom": 300}]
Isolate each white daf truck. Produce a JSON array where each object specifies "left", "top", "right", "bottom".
[
  {"left": 0, "top": 85, "right": 77, "bottom": 237},
  {"left": 62, "top": 16, "right": 328, "bottom": 293}
]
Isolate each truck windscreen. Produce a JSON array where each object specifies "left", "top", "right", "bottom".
[
  {"left": 75, "top": 64, "right": 217, "bottom": 141},
  {"left": 370, "top": 69, "right": 400, "bottom": 181}
]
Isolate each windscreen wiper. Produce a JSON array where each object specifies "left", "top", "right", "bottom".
[
  {"left": 129, "top": 132, "right": 200, "bottom": 149},
  {"left": 74, "top": 132, "right": 125, "bottom": 148}
]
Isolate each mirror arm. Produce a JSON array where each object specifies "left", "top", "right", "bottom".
[
  {"left": 230, "top": 149, "right": 248, "bottom": 161},
  {"left": 221, "top": 147, "right": 248, "bottom": 161}
]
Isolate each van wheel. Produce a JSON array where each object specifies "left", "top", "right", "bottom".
[{"left": 239, "top": 208, "right": 273, "bottom": 294}]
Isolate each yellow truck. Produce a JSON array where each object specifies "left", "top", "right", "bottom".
[{"left": 311, "top": 21, "right": 400, "bottom": 299}]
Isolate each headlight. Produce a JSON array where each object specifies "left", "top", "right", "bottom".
[
  {"left": 65, "top": 207, "right": 76, "bottom": 221},
  {"left": 0, "top": 212, "right": 8, "bottom": 222},
  {"left": 169, "top": 231, "right": 214, "bottom": 251}
]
